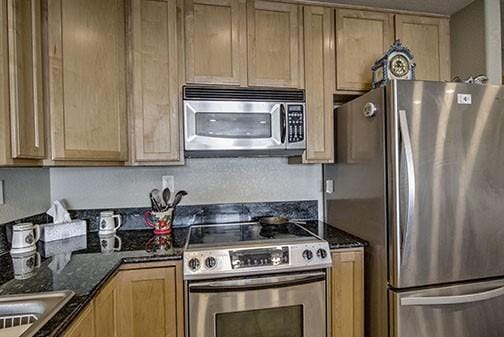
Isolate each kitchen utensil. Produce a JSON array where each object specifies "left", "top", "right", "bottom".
[
  {"left": 150, "top": 189, "right": 162, "bottom": 212},
  {"left": 258, "top": 216, "right": 289, "bottom": 225},
  {"left": 99, "top": 211, "right": 122, "bottom": 235},
  {"left": 172, "top": 190, "right": 188, "bottom": 208},
  {"left": 162, "top": 188, "right": 171, "bottom": 210},
  {"left": 144, "top": 209, "right": 173, "bottom": 235},
  {"left": 10, "top": 223, "right": 40, "bottom": 254}
]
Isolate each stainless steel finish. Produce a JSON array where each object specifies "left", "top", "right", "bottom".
[
  {"left": 397, "top": 109, "right": 415, "bottom": 254},
  {"left": 184, "top": 100, "right": 306, "bottom": 155},
  {"left": 0, "top": 291, "right": 74, "bottom": 337},
  {"left": 325, "top": 80, "right": 504, "bottom": 337},
  {"left": 390, "top": 278, "right": 504, "bottom": 337},
  {"left": 188, "top": 271, "right": 326, "bottom": 337},
  {"left": 183, "top": 223, "right": 332, "bottom": 280}
]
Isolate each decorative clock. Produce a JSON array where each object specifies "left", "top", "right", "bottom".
[{"left": 371, "top": 39, "right": 416, "bottom": 89}]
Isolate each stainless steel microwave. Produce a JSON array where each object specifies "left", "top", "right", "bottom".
[{"left": 183, "top": 86, "right": 306, "bottom": 157}]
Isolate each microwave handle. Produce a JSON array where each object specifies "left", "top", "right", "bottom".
[{"left": 280, "top": 104, "right": 287, "bottom": 144}]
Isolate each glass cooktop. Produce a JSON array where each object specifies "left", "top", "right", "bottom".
[{"left": 186, "top": 222, "right": 320, "bottom": 248}]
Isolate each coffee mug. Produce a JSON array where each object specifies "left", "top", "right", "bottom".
[
  {"left": 144, "top": 209, "right": 173, "bottom": 235},
  {"left": 11, "top": 251, "right": 41, "bottom": 280},
  {"left": 99, "top": 211, "right": 122, "bottom": 234},
  {"left": 99, "top": 233, "right": 122, "bottom": 255},
  {"left": 11, "top": 223, "right": 40, "bottom": 254}
]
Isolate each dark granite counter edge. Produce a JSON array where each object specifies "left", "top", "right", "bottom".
[{"left": 45, "top": 254, "right": 183, "bottom": 337}]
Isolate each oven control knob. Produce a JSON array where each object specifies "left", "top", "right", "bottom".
[
  {"left": 205, "top": 257, "right": 217, "bottom": 269},
  {"left": 317, "top": 248, "right": 328, "bottom": 259},
  {"left": 302, "top": 249, "right": 313, "bottom": 261},
  {"left": 188, "top": 258, "right": 201, "bottom": 271}
]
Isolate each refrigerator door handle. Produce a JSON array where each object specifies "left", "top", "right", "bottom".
[
  {"left": 398, "top": 109, "right": 416, "bottom": 249},
  {"left": 401, "top": 285, "right": 504, "bottom": 306}
]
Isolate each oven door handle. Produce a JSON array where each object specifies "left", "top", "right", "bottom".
[
  {"left": 189, "top": 272, "right": 326, "bottom": 293},
  {"left": 280, "top": 104, "right": 287, "bottom": 144}
]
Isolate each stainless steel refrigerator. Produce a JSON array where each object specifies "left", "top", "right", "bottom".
[{"left": 324, "top": 80, "right": 504, "bottom": 337}]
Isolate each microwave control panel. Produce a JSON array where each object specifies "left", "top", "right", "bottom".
[{"left": 287, "top": 104, "right": 305, "bottom": 143}]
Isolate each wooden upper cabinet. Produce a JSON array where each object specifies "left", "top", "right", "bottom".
[
  {"left": 184, "top": 0, "right": 246, "bottom": 85},
  {"left": 335, "top": 9, "right": 393, "bottom": 91},
  {"left": 247, "top": 0, "right": 303, "bottom": 88},
  {"left": 303, "top": 6, "right": 334, "bottom": 163},
  {"left": 130, "top": 0, "right": 182, "bottom": 164},
  {"left": 117, "top": 265, "right": 184, "bottom": 337},
  {"left": 47, "top": 0, "right": 128, "bottom": 162},
  {"left": 395, "top": 15, "right": 450, "bottom": 81},
  {"left": 330, "top": 249, "right": 364, "bottom": 337},
  {"left": 7, "top": 0, "right": 45, "bottom": 160}
]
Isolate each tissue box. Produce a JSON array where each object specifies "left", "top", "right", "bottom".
[
  {"left": 39, "top": 234, "right": 87, "bottom": 257},
  {"left": 40, "top": 220, "right": 87, "bottom": 242}
]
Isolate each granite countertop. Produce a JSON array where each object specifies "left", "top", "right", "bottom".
[{"left": 0, "top": 221, "right": 365, "bottom": 336}]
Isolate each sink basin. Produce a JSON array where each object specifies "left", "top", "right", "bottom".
[{"left": 0, "top": 291, "right": 74, "bottom": 337}]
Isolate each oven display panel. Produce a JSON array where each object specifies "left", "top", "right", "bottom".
[{"left": 229, "top": 247, "right": 289, "bottom": 269}]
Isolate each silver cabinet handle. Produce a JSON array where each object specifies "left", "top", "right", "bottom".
[
  {"left": 398, "top": 110, "right": 416, "bottom": 249},
  {"left": 401, "top": 285, "right": 504, "bottom": 306}
]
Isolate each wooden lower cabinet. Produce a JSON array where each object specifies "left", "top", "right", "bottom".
[
  {"left": 330, "top": 248, "right": 364, "bottom": 337},
  {"left": 62, "top": 262, "right": 184, "bottom": 337},
  {"left": 63, "top": 305, "right": 96, "bottom": 337}
]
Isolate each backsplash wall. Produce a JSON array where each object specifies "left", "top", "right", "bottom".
[
  {"left": 50, "top": 158, "right": 323, "bottom": 216},
  {"left": 0, "top": 168, "right": 51, "bottom": 224}
]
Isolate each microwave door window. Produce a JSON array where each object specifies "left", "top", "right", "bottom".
[{"left": 195, "top": 113, "right": 272, "bottom": 139}]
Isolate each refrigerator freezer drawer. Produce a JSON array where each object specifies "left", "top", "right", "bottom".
[{"left": 390, "top": 278, "right": 504, "bottom": 337}]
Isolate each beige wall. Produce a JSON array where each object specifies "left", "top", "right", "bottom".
[
  {"left": 0, "top": 168, "right": 51, "bottom": 224},
  {"left": 50, "top": 158, "right": 324, "bottom": 216},
  {"left": 451, "top": 0, "right": 502, "bottom": 84}
]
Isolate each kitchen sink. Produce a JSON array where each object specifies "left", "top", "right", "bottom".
[{"left": 0, "top": 291, "right": 74, "bottom": 337}]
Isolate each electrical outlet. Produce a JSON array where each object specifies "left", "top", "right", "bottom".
[
  {"left": 0, "top": 180, "right": 4, "bottom": 205},
  {"left": 162, "top": 176, "right": 174, "bottom": 192}
]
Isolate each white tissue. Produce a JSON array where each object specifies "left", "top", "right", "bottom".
[{"left": 47, "top": 200, "right": 72, "bottom": 224}]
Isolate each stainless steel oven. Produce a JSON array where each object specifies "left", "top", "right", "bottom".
[
  {"left": 183, "top": 86, "right": 306, "bottom": 157},
  {"left": 187, "top": 271, "right": 327, "bottom": 337}
]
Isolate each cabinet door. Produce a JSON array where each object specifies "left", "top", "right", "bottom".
[
  {"left": 184, "top": 0, "right": 246, "bottom": 85},
  {"left": 94, "top": 277, "right": 120, "bottom": 337},
  {"left": 303, "top": 6, "right": 334, "bottom": 163},
  {"left": 117, "top": 265, "right": 184, "bottom": 337},
  {"left": 395, "top": 15, "right": 450, "bottom": 81},
  {"left": 47, "top": 0, "right": 128, "bottom": 161},
  {"left": 335, "top": 9, "right": 393, "bottom": 91},
  {"left": 7, "top": 0, "right": 45, "bottom": 159},
  {"left": 130, "top": 0, "right": 182, "bottom": 163},
  {"left": 330, "top": 249, "right": 364, "bottom": 337},
  {"left": 247, "top": 0, "right": 302, "bottom": 88},
  {"left": 63, "top": 305, "right": 96, "bottom": 337}
]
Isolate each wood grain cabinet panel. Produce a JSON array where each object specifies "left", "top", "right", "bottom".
[
  {"left": 335, "top": 9, "right": 393, "bottom": 91},
  {"left": 117, "top": 265, "right": 184, "bottom": 337},
  {"left": 62, "top": 305, "right": 96, "bottom": 337},
  {"left": 303, "top": 6, "right": 334, "bottom": 163},
  {"left": 94, "top": 277, "right": 120, "bottom": 337},
  {"left": 395, "top": 15, "right": 450, "bottom": 81},
  {"left": 7, "top": 0, "right": 45, "bottom": 159},
  {"left": 47, "top": 0, "right": 128, "bottom": 162},
  {"left": 130, "top": 0, "right": 182, "bottom": 164},
  {"left": 330, "top": 249, "right": 364, "bottom": 337},
  {"left": 184, "top": 0, "right": 246, "bottom": 85},
  {"left": 247, "top": 0, "right": 303, "bottom": 88}
]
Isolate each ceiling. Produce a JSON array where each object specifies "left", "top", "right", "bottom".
[{"left": 307, "top": 0, "right": 475, "bottom": 15}]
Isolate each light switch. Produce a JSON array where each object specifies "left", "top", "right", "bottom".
[
  {"left": 162, "top": 176, "right": 174, "bottom": 192},
  {"left": 325, "top": 180, "right": 334, "bottom": 194},
  {"left": 0, "top": 180, "right": 4, "bottom": 205}
]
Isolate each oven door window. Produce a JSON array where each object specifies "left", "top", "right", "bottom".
[
  {"left": 195, "top": 113, "right": 272, "bottom": 139},
  {"left": 216, "top": 305, "right": 303, "bottom": 337}
]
